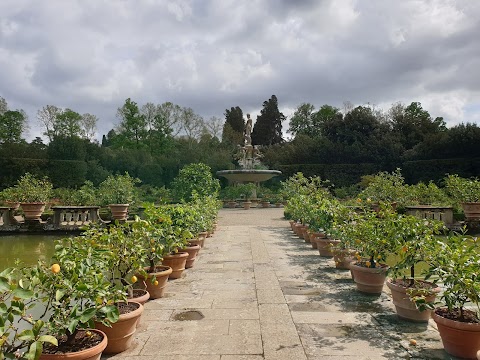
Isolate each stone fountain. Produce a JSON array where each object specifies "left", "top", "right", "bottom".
[{"left": 216, "top": 114, "right": 281, "bottom": 193}]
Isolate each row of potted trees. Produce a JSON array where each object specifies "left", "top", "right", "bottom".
[
  {"left": 0, "top": 172, "right": 140, "bottom": 221},
  {"left": 0, "top": 194, "right": 221, "bottom": 359},
  {"left": 283, "top": 172, "right": 480, "bottom": 359}
]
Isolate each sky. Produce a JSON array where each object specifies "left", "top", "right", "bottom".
[{"left": 1, "top": 0, "right": 479, "bottom": 141}]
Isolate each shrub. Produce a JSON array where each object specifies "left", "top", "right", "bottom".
[{"left": 171, "top": 163, "right": 220, "bottom": 202}]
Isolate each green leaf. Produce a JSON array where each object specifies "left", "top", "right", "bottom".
[
  {"left": 0, "top": 303, "right": 7, "bottom": 314},
  {"left": 67, "top": 319, "right": 78, "bottom": 335},
  {"left": 79, "top": 307, "right": 96, "bottom": 323},
  {"left": 32, "top": 320, "right": 44, "bottom": 336},
  {"left": 76, "top": 283, "right": 88, "bottom": 291},
  {"left": 0, "top": 277, "right": 10, "bottom": 292},
  {"left": 55, "top": 289, "right": 65, "bottom": 302},
  {"left": 25, "top": 340, "right": 43, "bottom": 360},
  {"left": 17, "top": 329, "right": 35, "bottom": 341},
  {"left": 38, "top": 335, "right": 58, "bottom": 346},
  {"left": 12, "top": 288, "right": 33, "bottom": 299}
]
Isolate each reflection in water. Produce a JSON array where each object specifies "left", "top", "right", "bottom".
[{"left": 0, "top": 234, "right": 63, "bottom": 269}]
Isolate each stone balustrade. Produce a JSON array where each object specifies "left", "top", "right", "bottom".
[
  {"left": 51, "top": 206, "right": 101, "bottom": 229},
  {"left": 405, "top": 205, "right": 454, "bottom": 226},
  {"left": 0, "top": 206, "right": 16, "bottom": 226}
]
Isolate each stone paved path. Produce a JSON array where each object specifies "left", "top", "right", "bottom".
[{"left": 107, "top": 208, "right": 454, "bottom": 360}]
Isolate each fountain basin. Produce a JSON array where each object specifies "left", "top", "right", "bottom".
[{"left": 216, "top": 170, "right": 281, "bottom": 183}]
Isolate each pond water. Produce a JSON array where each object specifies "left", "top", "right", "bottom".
[{"left": 0, "top": 234, "right": 65, "bottom": 270}]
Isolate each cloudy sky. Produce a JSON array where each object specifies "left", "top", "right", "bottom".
[{"left": 1, "top": 0, "right": 479, "bottom": 141}]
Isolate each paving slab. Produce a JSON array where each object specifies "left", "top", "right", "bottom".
[{"left": 106, "top": 208, "right": 449, "bottom": 360}]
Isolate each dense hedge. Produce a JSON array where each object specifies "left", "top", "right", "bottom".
[
  {"left": 0, "top": 158, "right": 49, "bottom": 188},
  {"left": 403, "top": 157, "right": 480, "bottom": 184},
  {"left": 278, "top": 163, "right": 381, "bottom": 188},
  {"left": 279, "top": 158, "right": 480, "bottom": 188}
]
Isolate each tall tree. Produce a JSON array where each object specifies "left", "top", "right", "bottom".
[
  {"left": 288, "top": 103, "right": 342, "bottom": 138},
  {"left": 390, "top": 102, "right": 446, "bottom": 150},
  {"left": 37, "top": 105, "right": 62, "bottom": 141},
  {"left": 156, "top": 102, "right": 183, "bottom": 137},
  {"left": 0, "top": 97, "right": 7, "bottom": 114},
  {"left": 0, "top": 110, "right": 27, "bottom": 144},
  {"left": 222, "top": 106, "right": 244, "bottom": 145},
  {"left": 204, "top": 116, "right": 224, "bottom": 140},
  {"left": 56, "top": 109, "right": 83, "bottom": 138},
  {"left": 251, "top": 95, "right": 285, "bottom": 146},
  {"left": 0, "top": 98, "right": 27, "bottom": 144},
  {"left": 81, "top": 113, "right": 98, "bottom": 141},
  {"left": 180, "top": 107, "right": 204, "bottom": 141},
  {"left": 115, "top": 98, "right": 148, "bottom": 148}
]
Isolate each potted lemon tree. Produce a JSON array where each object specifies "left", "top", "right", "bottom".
[
  {"left": 423, "top": 233, "right": 480, "bottom": 358},
  {"left": 13, "top": 173, "right": 53, "bottom": 221},
  {"left": 98, "top": 173, "right": 140, "bottom": 221}
]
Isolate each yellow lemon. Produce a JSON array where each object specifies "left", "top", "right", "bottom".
[
  {"left": 402, "top": 245, "right": 408, "bottom": 253},
  {"left": 51, "top": 264, "right": 61, "bottom": 274},
  {"left": 150, "top": 239, "right": 155, "bottom": 244},
  {"left": 151, "top": 247, "right": 155, "bottom": 252},
  {"left": 154, "top": 280, "right": 159, "bottom": 286},
  {"left": 131, "top": 275, "right": 138, "bottom": 283},
  {"left": 377, "top": 255, "right": 382, "bottom": 260},
  {"left": 365, "top": 261, "right": 371, "bottom": 268}
]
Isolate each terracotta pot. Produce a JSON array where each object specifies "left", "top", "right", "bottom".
[
  {"left": 250, "top": 200, "right": 259, "bottom": 208},
  {"left": 137, "top": 266, "right": 172, "bottom": 299},
  {"left": 462, "top": 202, "right": 480, "bottom": 221},
  {"left": 294, "top": 224, "right": 306, "bottom": 237},
  {"left": 316, "top": 238, "right": 341, "bottom": 257},
  {"left": 311, "top": 231, "right": 327, "bottom": 241},
  {"left": 349, "top": 262, "right": 388, "bottom": 294},
  {"left": 40, "top": 329, "right": 107, "bottom": 360},
  {"left": 20, "top": 202, "right": 46, "bottom": 221},
  {"left": 6, "top": 201, "right": 20, "bottom": 211},
  {"left": 333, "top": 249, "right": 355, "bottom": 269},
  {"left": 261, "top": 201, "right": 270, "bottom": 208},
  {"left": 130, "top": 289, "right": 150, "bottom": 305},
  {"left": 432, "top": 308, "right": 480, "bottom": 359},
  {"left": 188, "top": 238, "right": 203, "bottom": 248},
  {"left": 301, "top": 226, "right": 310, "bottom": 242},
  {"left": 288, "top": 220, "right": 296, "bottom": 231},
  {"left": 95, "top": 301, "right": 143, "bottom": 354},
  {"left": 198, "top": 231, "right": 208, "bottom": 248},
  {"left": 108, "top": 204, "right": 129, "bottom": 221},
  {"left": 228, "top": 201, "right": 237, "bottom": 208},
  {"left": 243, "top": 201, "right": 252, "bottom": 210},
  {"left": 386, "top": 279, "right": 439, "bottom": 322},
  {"left": 162, "top": 252, "right": 189, "bottom": 279},
  {"left": 182, "top": 244, "right": 201, "bottom": 268},
  {"left": 275, "top": 202, "right": 282, "bottom": 208}
]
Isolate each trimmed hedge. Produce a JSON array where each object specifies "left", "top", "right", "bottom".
[
  {"left": 278, "top": 163, "right": 381, "bottom": 188},
  {"left": 403, "top": 158, "right": 480, "bottom": 184}
]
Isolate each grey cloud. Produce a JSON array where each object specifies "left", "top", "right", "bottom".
[{"left": 0, "top": 0, "right": 479, "bottom": 141}]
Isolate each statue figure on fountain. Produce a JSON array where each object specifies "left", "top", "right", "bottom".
[{"left": 244, "top": 114, "right": 253, "bottom": 146}]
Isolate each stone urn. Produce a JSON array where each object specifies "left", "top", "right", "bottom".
[
  {"left": 20, "top": 202, "right": 46, "bottom": 221},
  {"left": 109, "top": 204, "right": 129, "bottom": 221}
]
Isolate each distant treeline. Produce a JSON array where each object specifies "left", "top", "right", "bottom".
[{"left": 1, "top": 95, "right": 479, "bottom": 190}]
